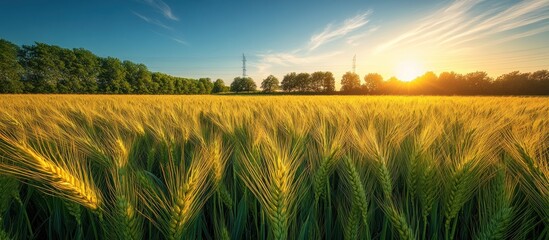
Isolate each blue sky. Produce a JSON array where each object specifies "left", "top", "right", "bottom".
[{"left": 1, "top": 0, "right": 548, "bottom": 85}]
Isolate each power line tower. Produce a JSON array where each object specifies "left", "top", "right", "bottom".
[
  {"left": 242, "top": 53, "right": 247, "bottom": 78},
  {"left": 353, "top": 54, "right": 356, "bottom": 74}
]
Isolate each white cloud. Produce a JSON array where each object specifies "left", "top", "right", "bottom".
[
  {"left": 346, "top": 26, "right": 379, "bottom": 46},
  {"left": 374, "top": 0, "right": 549, "bottom": 53},
  {"left": 143, "top": 0, "right": 179, "bottom": 21},
  {"left": 309, "top": 10, "right": 372, "bottom": 51}
]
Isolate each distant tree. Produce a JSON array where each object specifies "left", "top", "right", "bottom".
[
  {"left": 198, "top": 78, "right": 213, "bottom": 94},
  {"left": 261, "top": 75, "right": 279, "bottom": 93},
  {"left": 20, "top": 43, "right": 66, "bottom": 93},
  {"left": 230, "top": 78, "right": 242, "bottom": 92},
  {"left": 340, "top": 72, "right": 360, "bottom": 92},
  {"left": 243, "top": 77, "right": 257, "bottom": 92},
  {"left": 321, "top": 71, "right": 335, "bottom": 93},
  {"left": 231, "top": 77, "right": 256, "bottom": 92},
  {"left": 295, "top": 73, "right": 311, "bottom": 92},
  {"left": 382, "top": 77, "right": 405, "bottom": 94},
  {"left": 412, "top": 71, "right": 438, "bottom": 94},
  {"left": 98, "top": 57, "right": 131, "bottom": 93},
  {"left": 212, "top": 79, "right": 227, "bottom": 93},
  {"left": 493, "top": 71, "right": 531, "bottom": 95},
  {"left": 529, "top": 70, "right": 549, "bottom": 94},
  {"left": 0, "top": 39, "right": 24, "bottom": 93},
  {"left": 437, "top": 72, "right": 464, "bottom": 95},
  {"left": 72, "top": 48, "right": 100, "bottom": 93},
  {"left": 463, "top": 71, "right": 491, "bottom": 95},
  {"left": 281, "top": 72, "right": 297, "bottom": 92},
  {"left": 123, "top": 61, "right": 154, "bottom": 94},
  {"left": 364, "top": 73, "right": 383, "bottom": 94}
]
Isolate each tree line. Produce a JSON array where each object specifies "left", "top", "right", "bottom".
[
  {"left": 0, "top": 39, "right": 229, "bottom": 94},
  {"left": 2, "top": 38, "right": 548, "bottom": 95},
  {"left": 257, "top": 70, "right": 549, "bottom": 95}
]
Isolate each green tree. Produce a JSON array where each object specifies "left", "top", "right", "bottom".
[
  {"left": 310, "top": 71, "right": 334, "bottom": 93},
  {"left": 57, "top": 48, "right": 81, "bottom": 93},
  {"left": 463, "top": 71, "right": 491, "bottom": 95},
  {"left": 98, "top": 57, "right": 131, "bottom": 93},
  {"left": 199, "top": 78, "right": 214, "bottom": 94},
  {"left": 212, "top": 79, "right": 227, "bottom": 93},
  {"left": 309, "top": 72, "right": 325, "bottom": 92},
  {"left": 20, "top": 43, "right": 66, "bottom": 93},
  {"left": 281, "top": 72, "right": 297, "bottom": 92},
  {"left": 261, "top": 75, "right": 279, "bottom": 93},
  {"left": 123, "top": 61, "right": 153, "bottom": 94},
  {"left": 364, "top": 73, "right": 383, "bottom": 94},
  {"left": 340, "top": 72, "right": 360, "bottom": 92},
  {"left": 0, "top": 39, "right": 24, "bottom": 93},
  {"left": 295, "top": 73, "right": 311, "bottom": 92},
  {"left": 73, "top": 48, "right": 100, "bottom": 93},
  {"left": 231, "top": 77, "right": 256, "bottom": 92}
]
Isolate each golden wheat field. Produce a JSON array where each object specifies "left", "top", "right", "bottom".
[{"left": 0, "top": 95, "right": 547, "bottom": 240}]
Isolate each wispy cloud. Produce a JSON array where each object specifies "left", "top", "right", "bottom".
[
  {"left": 143, "top": 0, "right": 178, "bottom": 21},
  {"left": 375, "top": 0, "right": 549, "bottom": 53},
  {"left": 132, "top": 11, "right": 173, "bottom": 30},
  {"left": 346, "top": 26, "right": 379, "bottom": 46},
  {"left": 309, "top": 10, "right": 372, "bottom": 51},
  {"left": 256, "top": 50, "right": 343, "bottom": 76},
  {"left": 150, "top": 30, "right": 189, "bottom": 46},
  {"left": 170, "top": 37, "right": 189, "bottom": 46}
]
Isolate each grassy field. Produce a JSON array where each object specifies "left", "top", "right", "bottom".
[{"left": 0, "top": 95, "right": 547, "bottom": 240}]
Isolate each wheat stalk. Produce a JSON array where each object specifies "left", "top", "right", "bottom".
[{"left": 0, "top": 132, "right": 100, "bottom": 210}]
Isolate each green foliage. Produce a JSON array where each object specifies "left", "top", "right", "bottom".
[
  {"left": 212, "top": 79, "right": 227, "bottom": 93},
  {"left": 230, "top": 77, "right": 256, "bottom": 92},
  {"left": 0, "top": 95, "right": 546, "bottom": 239},
  {"left": 340, "top": 71, "right": 360, "bottom": 92},
  {"left": 261, "top": 75, "right": 279, "bottom": 93},
  {"left": 0, "top": 40, "right": 24, "bottom": 93}
]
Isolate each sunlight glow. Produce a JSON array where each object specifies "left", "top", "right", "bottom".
[{"left": 395, "top": 60, "right": 424, "bottom": 82}]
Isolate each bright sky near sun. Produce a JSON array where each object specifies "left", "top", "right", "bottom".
[{"left": 1, "top": 0, "right": 548, "bottom": 86}]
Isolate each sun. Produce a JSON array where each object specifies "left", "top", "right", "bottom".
[{"left": 395, "top": 60, "right": 424, "bottom": 82}]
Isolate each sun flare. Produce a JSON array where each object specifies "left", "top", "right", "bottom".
[{"left": 395, "top": 60, "right": 424, "bottom": 82}]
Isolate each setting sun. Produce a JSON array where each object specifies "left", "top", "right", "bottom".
[{"left": 395, "top": 60, "right": 424, "bottom": 82}]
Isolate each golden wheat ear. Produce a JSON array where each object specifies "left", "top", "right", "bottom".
[{"left": 0, "top": 131, "right": 101, "bottom": 211}]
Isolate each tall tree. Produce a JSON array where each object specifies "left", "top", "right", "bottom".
[
  {"left": 529, "top": 70, "right": 549, "bottom": 95},
  {"left": 463, "top": 71, "right": 491, "bottom": 95},
  {"left": 199, "top": 78, "right": 214, "bottom": 94},
  {"left": 72, "top": 48, "right": 100, "bottom": 93},
  {"left": 212, "top": 79, "right": 227, "bottom": 93},
  {"left": 261, "top": 75, "right": 279, "bottom": 93},
  {"left": 340, "top": 72, "right": 360, "bottom": 92},
  {"left": 231, "top": 77, "right": 256, "bottom": 92},
  {"left": 0, "top": 39, "right": 24, "bottom": 93},
  {"left": 322, "top": 71, "right": 335, "bottom": 93},
  {"left": 281, "top": 72, "right": 297, "bottom": 92},
  {"left": 295, "top": 73, "right": 311, "bottom": 92},
  {"left": 310, "top": 71, "right": 334, "bottom": 93},
  {"left": 363, "top": 73, "right": 383, "bottom": 94},
  {"left": 20, "top": 43, "right": 66, "bottom": 93},
  {"left": 98, "top": 57, "right": 130, "bottom": 93}
]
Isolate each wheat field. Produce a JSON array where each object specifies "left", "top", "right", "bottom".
[{"left": 0, "top": 95, "right": 547, "bottom": 240}]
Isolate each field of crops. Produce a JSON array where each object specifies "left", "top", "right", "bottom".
[{"left": 0, "top": 95, "right": 547, "bottom": 240}]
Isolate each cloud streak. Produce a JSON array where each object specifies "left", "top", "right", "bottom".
[
  {"left": 132, "top": 11, "right": 173, "bottom": 30},
  {"left": 143, "top": 0, "right": 178, "bottom": 21},
  {"left": 256, "top": 50, "right": 343, "bottom": 76},
  {"left": 375, "top": 0, "right": 549, "bottom": 53},
  {"left": 309, "top": 10, "right": 372, "bottom": 51}
]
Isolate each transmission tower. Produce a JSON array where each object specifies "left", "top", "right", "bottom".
[
  {"left": 242, "top": 53, "right": 247, "bottom": 78},
  {"left": 353, "top": 54, "right": 356, "bottom": 74}
]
